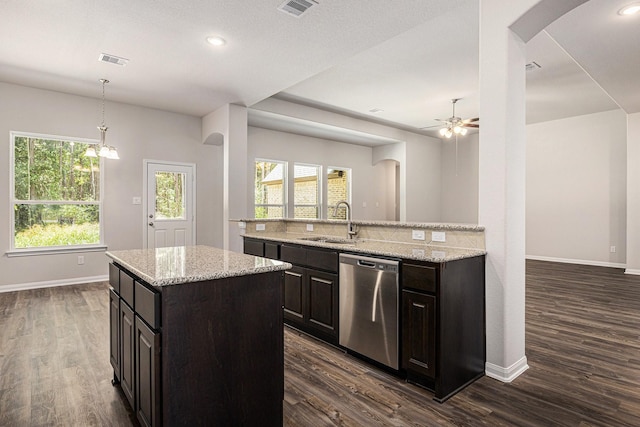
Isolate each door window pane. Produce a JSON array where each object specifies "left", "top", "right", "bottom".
[
  {"left": 327, "top": 167, "right": 350, "bottom": 219},
  {"left": 294, "top": 163, "right": 320, "bottom": 219},
  {"left": 155, "top": 172, "right": 186, "bottom": 220}
]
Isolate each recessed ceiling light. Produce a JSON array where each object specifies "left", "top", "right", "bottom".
[
  {"left": 618, "top": 3, "right": 640, "bottom": 15},
  {"left": 206, "top": 36, "right": 226, "bottom": 46}
]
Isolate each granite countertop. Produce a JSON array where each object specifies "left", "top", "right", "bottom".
[
  {"left": 232, "top": 218, "right": 484, "bottom": 232},
  {"left": 106, "top": 245, "right": 292, "bottom": 287},
  {"left": 243, "top": 232, "right": 486, "bottom": 263}
]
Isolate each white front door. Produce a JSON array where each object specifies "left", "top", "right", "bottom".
[{"left": 145, "top": 161, "right": 195, "bottom": 249}]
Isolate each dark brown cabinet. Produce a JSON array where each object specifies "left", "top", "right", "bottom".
[
  {"left": 135, "top": 317, "right": 161, "bottom": 427},
  {"left": 402, "top": 290, "right": 436, "bottom": 378},
  {"left": 108, "top": 260, "right": 285, "bottom": 425},
  {"left": 401, "top": 257, "right": 485, "bottom": 402},
  {"left": 109, "top": 264, "right": 161, "bottom": 426},
  {"left": 283, "top": 265, "right": 338, "bottom": 341}
]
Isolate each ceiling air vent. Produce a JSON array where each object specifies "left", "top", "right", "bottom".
[
  {"left": 278, "top": 0, "right": 318, "bottom": 17},
  {"left": 99, "top": 53, "right": 129, "bottom": 66},
  {"left": 525, "top": 61, "right": 541, "bottom": 71}
]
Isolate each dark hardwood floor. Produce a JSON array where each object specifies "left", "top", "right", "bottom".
[{"left": 1, "top": 260, "right": 639, "bottom": 426}]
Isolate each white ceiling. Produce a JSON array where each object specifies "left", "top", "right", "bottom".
[{"left": 0, "top": 0, "right": 638, "bottom": 140}]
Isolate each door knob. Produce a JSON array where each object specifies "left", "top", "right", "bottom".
[{"left": 148, "top": 222, "right": 154, "bottom": 227}]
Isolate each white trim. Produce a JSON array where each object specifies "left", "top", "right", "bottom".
[
  {"left": 526, "top": 255, "right": 626, "bottom": 269},
  {"left": 485, "top": 356, "right": 529, "bottom": 383},
  {"left": 6, "top": 245, "right": 107, "bottom": 257},
  {"left": 0, "top": 275, "right": 109, "bottom": 293},
  {"left": 625, "top": 269, "right": 640, "bottom": 276},
  {"left": 9, "top": 131, "right": 103, "bottom": 251}
]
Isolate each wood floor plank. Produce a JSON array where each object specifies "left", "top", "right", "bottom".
[{"left": 1, "top": 260, "right": 639, "bottom": 426}]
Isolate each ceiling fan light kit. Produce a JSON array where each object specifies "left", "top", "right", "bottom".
[{"left": 436, "top": 98, "right": 477, "bottom": 139}]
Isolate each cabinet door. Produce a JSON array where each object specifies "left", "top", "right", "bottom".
[
  {"left": 120, "top": 301, "right": 136, "bottom": 409},
  {"left": 307, "top": 269, "right": 338, "bottom": 337},
  {"left": 243, "top": 238, "right": 264, "bottom": 257},
  {"left": 109, "top": 289, "right": 121, "bottom": 380},
  {"left": 135, "top": 317, "right": 161, "bottom": 427},
  {"left": 402, "top": 290, "right": 436, "bottom": 379},
  {"left": 283, "top": 266, "right": 305, "bottom": 323}
]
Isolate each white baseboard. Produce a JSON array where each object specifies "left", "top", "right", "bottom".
[
  {"left": 485, "top": 356, "right": 529, "bottom": 383},
  {"left": 0, "top": 275, "right": 108, "bottom": 293},
  {"left": 526, "top": 255, "right": 626, "bottom": 269},
  {"left": 625, "top": 269, "right": 640, "bottom": 276}
]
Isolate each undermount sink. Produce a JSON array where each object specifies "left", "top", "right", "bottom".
[{"left": 299, "top": 236, "right": 356, "bottom": 245}]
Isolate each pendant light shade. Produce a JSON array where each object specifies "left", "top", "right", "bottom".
[{"left": 85, "top": 78, "right": 119, "bottom": 159}]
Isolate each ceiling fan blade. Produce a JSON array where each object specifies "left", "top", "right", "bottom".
[
  {"left": 463, "top": 123, "right": 479, "bottom": 128},
  {"left": 419, "top": 124, "right": 443, "bottom": 129},
  {"left": 463, "top": 117, "right": 479, "bottom": 123}
]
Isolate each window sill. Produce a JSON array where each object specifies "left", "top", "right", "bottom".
[{"left": 5, "top": 245, "right": 108, "bottom": 258}]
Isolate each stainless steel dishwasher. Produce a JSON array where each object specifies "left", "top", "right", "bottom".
[{"left": 339, "top": 253, "right": 399, "bottom": 370}]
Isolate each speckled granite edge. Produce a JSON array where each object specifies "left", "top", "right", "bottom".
[
  {"left": 242, "top": 232, "right": 486, "bottom": 263},
  {"left": 232, "top": 218, "right": 484, "bottom": 232},
  {"left": 106, "top": 246, "right": 292, "bottom": 287}
]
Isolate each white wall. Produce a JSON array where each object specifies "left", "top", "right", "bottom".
[
  {"left": 0, "top": 82, "right": 223, "bottom": 289},
  {"left": 625, "top": 112, "right": 640, "bottom": 274},
  {"left": 440, "top": 133, "right": 479, "bottom": 223},
  {"left": 248, "top": 127, "right": 394, "bottom": 221},
  {"left": 526, "top": 109, "right": 627, "bottom": 266}
]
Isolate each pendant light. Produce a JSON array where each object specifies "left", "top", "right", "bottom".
[{"left": 85, "top": 78, "right": 119, "bottom": 159}]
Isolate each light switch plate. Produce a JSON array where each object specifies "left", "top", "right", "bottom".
[
  {"left": 132, "top": 196, "right": 141, "bottom": 205},
  {"left": 238, "top": 221, "right": 246, "bottom": 229},
  {"left": 412, "top": 230, "right": 426, "bottom": 240},
  {"left": 256, "top": 223, "right": 266, "bottom": 231},
  {"left": 432, "top": 231, "right": 446, "bottom": 242},
  {"left": 306, "top": 224, "right": 314, "bottom": 231}
]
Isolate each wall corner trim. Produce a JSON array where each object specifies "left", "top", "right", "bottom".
[{"left": 485, "top": 357, "right": 529, "bottom": 383}]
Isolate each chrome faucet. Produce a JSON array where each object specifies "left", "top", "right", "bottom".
[{"left": 333, "top": 200, "right": 358, "bottom": 239}]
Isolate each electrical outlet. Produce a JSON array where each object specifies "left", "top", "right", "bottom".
[
  {"left": 132, "top": 196, "right": 141, "bottom": 205},
  {"left": 238, "top": 221, "right": 246, "bottom": 229},
  {"left": 432, "top": 231, "right": 446, "bottom": 242},
  {"left": 412, "top": 230, "right": 426, "bottom": 240},
  {"left": 77, "top": 255, "right": 84, "bottom": 265},
  {"left": 412, "top": 248, "right": 425, "bottom": 257},
  {"left": 306, "top": 224, "right": 314, "bottom": 232},
  {"left": 610, "top": 246, "right": 616, "bottom": 253},
  {"left": 256, "top": 223, "right": 266, "bottom": 231}
]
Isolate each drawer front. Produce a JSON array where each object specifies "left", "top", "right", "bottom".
[
  {"left": 403, "top": 264, "right": 437, "bottom": 293},
  {"left": 109, "top": 263, "right": 120, "bottom": 294},
  {"left": 120, "top": 270, "right": 135, "bottom": 307},
  {"left": 306, "top": 248, "right": 338, "bottom": 273},
  {"left": 135, "top": 281, "right": 161, "bottom": 330},
  {"left": 280, "top": 244, "right": 307, "bottom": 266},
  {"left": 264, "top": 242, "right": 280, "bottom": 260},
  {"left": 244, "top": 238, "right": 264, "bottom": 257}
]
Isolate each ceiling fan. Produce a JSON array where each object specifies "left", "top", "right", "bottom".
[{"left": 424, "top": 98, "right": 479, "bottom": 138}]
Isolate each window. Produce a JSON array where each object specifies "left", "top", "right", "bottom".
[
  {"left": 327, "top": 167, "right": 351, "bottom": 219},
  {"left": 294, "top": 163, "right": 320, "bottom": 219},
  {"left": 11, "top": 132, "right": 102, "bottom": 251},
  {"left": 254, "top": 160, "right": 286, "bottom": 218}
]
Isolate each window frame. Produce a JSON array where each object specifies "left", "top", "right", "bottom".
[
  {"left": 8, "top": 131, "right": 106, "bottom": 256},
  {"left": 326, "top": 166, "right": 352, "bottom": 219},
  {"left": 253, "top": 158, "right": 287, "bottom": 219},
  {"left": 293, "top": 162, "right": 322, "bottom": 219}
]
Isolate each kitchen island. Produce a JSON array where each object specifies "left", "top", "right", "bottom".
[{"left": 106, "top": 245, "right": 291, "bottom": 427}]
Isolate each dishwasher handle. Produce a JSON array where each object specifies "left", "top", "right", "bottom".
[{"left": 357, "top": 260, "right": 377, "bottom": 268}]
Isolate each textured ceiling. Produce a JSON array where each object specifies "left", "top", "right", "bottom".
[{"left": 0, "top": 0, "right": 638, "bottom": 138}]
